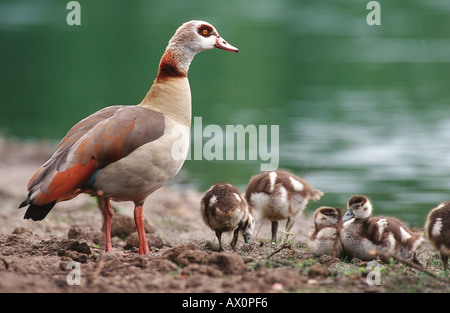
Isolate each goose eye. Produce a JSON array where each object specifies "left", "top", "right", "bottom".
[{"left": 198, "top": 24, "right": 214, "bottom": 37}]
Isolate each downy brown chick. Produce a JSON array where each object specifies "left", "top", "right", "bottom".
[{"left": 201, "top": 183, "right": 255, "bottom": 251}]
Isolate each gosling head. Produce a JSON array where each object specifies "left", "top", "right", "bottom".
[
  {"left": 314, "top": 206, "right": 342, "bottom": 228},
  {"left": 343, "top": 195, "right": 373, "bottom": 221},
  {"left": 241, "top": 212, "right": 255, "bottom": 244}
]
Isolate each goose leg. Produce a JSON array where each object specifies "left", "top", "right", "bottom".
[
  {"left": 285, "top": 216, "right": 295, "bottom": 233},
  {"left": 442, "top": 254, "right": 448, "bottom": 271},
  {"left": 271, "top": 221, "right": 278, "bottom": 243},
  {"left": 215, "top": 230, "right": 224, "bottom": 251},
  {"left": 230, "top": 227, "right": 240, "bottom": 251},
  {"left": 98, "top": 197, "right": 114, "bottom": 252},
  {"left": 134, "top": 203, "right": 149, "bottom": 255},
  {"left": 281, "top": 216, "right": 295, "bottom": 244}
]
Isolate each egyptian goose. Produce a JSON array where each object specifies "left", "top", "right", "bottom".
[
  {"left": 244, "top": 170, "right": 323, "bottom": 243},
  {"left": 424, "top": 201, "right": 450, "bottom": 271},
  {"left": 307, "top": 206, "right": 344, "bottom": 258},
  {"left": 18, "top": 20, "right": 238, "bottom": 255},
  {"left": 341, "top": 195, "right": 424, "bottom": 262},
  {"left": 201, "top": 183, "right": 255, "bottom": 251}
]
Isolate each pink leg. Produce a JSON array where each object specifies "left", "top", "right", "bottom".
[
  {"left": 98, "top": 197, "right": 114, "bottom": 252},
  {"left": 134, "top": 204, "right": 149, "bottom": 255}
]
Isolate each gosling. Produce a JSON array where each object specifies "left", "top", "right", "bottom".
[
  {"left": 308, "top": 206, "right": 344, "bottom": 258},
  {"left": 424, "top": 201, "right": 450, "bottom": 271},
  {"left": 201, "top": 183, "right": 255, "bottom": 251},
  {"left": 245, "top": 170, "right": 323, "bottom": 243},
  {"left": 341, "top": 195, "right": 424, "bottom": 262}
]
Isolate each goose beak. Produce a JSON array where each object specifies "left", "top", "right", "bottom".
[
  {"left": 343, "top": 209, "right": 355, "bottom": 222},
  {"left": 214, "top": 36, "right": 239, "bottom": 53}
]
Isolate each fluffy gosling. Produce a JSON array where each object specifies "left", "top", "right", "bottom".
[
  {"left": 342, "top": 195, "right": 424, "bottom": 262},
  {"left": 245, "top": 170, "right": 323, "bottom": 243},
  {"left": 424, "top": 201, "right": 450, "bottom": 271},
  {"left": 201, "top": 183, "right": 255, "bottom": 251},
  {"left": 308, "top": 206, "right": 344, "bottom": 258}
]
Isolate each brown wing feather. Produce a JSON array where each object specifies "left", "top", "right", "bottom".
[{"left": 24, "top": 105, "right": 165, "bottom": 206}]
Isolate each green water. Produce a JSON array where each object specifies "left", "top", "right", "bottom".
[{"left": 1, "top": 0, "right": 449, "bottom": 226}]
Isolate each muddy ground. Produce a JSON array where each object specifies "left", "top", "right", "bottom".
[{"left": 0, "top": 137, "right": 449, "bottom": 294}]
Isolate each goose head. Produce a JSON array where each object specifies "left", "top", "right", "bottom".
[
  {"left": 164, "top": 20, "right": 237, "bottom": 70},
  {"left": 157, "top": 20, "right": 238, "bottom": 80},
  {"left": 343, "top": 195, "right": 373, "bottom": 221},
  {"left": 314, "top": 206, "right": 342, "bottom": 228},
  {"left": 169, "top": 20, "right": 238, "bottom": 52},
  {"left": 157, "top": 21, "right": 239, "bottom": 80},
  {"left": 241, "top": 212, "right": 255, "bottom": 244},
  {"left": 195, "top": 21, "right": 238, "bottom": 53}
]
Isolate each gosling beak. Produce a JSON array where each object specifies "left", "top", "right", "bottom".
[
  {"left": 243, "top": 233, "right": 252, "bottom": 244},
  {"left": 214, "top": 36, "right": 239, "bottom": 53},
  {"left": 343, "top": 209, "right": 355, "bottom": 222}
]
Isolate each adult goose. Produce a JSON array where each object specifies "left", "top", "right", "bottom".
[{"left": 19, "top": 20, "right": 238, "bottom": 255}]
